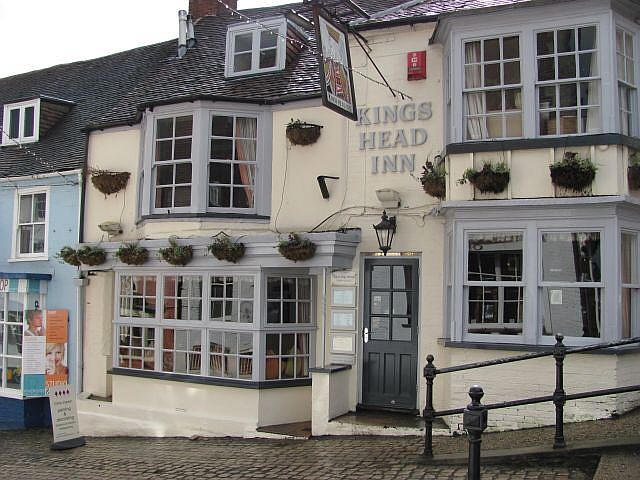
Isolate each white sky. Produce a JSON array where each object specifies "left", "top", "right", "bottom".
[{"left": 0, "top": 0, "right": 300, "bottom": 78}]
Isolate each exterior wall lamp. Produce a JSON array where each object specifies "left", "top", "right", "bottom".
[{"left": 373, "top": 210, "right": 397, "bottom": 256}]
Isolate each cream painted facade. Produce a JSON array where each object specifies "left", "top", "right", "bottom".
[{"left": 78, "top": 8, "right": 640, "bottom": 439}]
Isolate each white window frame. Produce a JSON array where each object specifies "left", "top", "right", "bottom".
[
  {"left": 0, "top": 290, "right": 47, "bottom": 398},
  {"left": 11, "top": 187, "right": 49, "bottom": 261},
  {"left": 113, "top": 269, "right": 314, "bottom": 382},
  {"left": 462, "top": 34, "right": 524, "bottom": 140},
  {"left": 140, "top": 101, "right": 273, "bottom": 218},
  {"left": 534, "top": 24, "right": 602, "bottom": 137},
  {"left": 620, "top": 230, "right": 639, "bottom": 339},
  {"left": 1, "top": 99, "right": 40, "bottom": 146},
  {"left": 616, "top": 26, "right": 637, "bottom": 137},
  {"left": 225, "top": 18, "right": 287, "bottom": 77},
  {"left": 447, "top": 8, "right": 624, "bottom": 143},
  {"left": 448, "top": 212, "right": 619, "bottom": 346}
]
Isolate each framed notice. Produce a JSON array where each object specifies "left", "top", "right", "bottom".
[
  {"left": 313, "top": 5, "right": 358, "bottom": 121},
  {"left": 332, "top": 287, "right": 356, "bottom": 307},
  {"left": 331, "top": 333, "right": 356, "bottom": 354},
  {"left": 331, "top": 310, "right": 355, "bottom": 330}
]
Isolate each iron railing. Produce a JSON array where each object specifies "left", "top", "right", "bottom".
[{"left": 423, "top": 334, "right": 640, "bottom": 472}]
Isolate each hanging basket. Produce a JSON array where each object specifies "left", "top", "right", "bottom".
[
  {"left": 549, "top": 153, "right": 597, "bottom": 192},
  {"left": 629, "top": 164, "right": 640, "bottom": 190},
  {"left": 116, "top": 243, "right": 149, "bottom": 266},
  {"left": 208, "top": 236, "right": 246, "bottom": 263},
  {"left": 420, "top": 159, "right": 446, "bottom": 199},
  {"left": 76, "top": 246, "right": 106, "bottom": 266},
  {"left": 278, "top": 234, "right": 317, "bottom": 262},
  {"left": 286, "top": 120, "right": 323, "bottom": 146},
  {"left": 90, "top": 169, "right": 131, "bottom": 196},
  {"left": 159, "top": 238, "right": 193, "bottom": 266},
  {"left": 459, "top": 163, "right": 510, "bottom": 194},
  {"left": 57, "top": 246, "right": 81, "bottom": 267}
]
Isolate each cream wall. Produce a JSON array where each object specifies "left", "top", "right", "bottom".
[{"left": 448, "top": 144, "right": 636, "bottom": 201}]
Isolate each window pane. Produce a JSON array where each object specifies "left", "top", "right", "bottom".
[
  {"left": 622, "top": 233, "right": 638, "bottom": 284},
  {"left": 465, "top": 41, "right": 481, "bottom": 63},
  {"left": 538, "top": 58, "right": 555, "bottom": 81},
  {"left": 542, "top": 287, "right": 601, "bottom": 337},
  {"left": 392, "top": 318, "right": 412, "bottom": 341},
  {"left": 211, "top": 139, "right": 233, "bottom": 159},
  {"left": 622, "top": 288, "right": 635, "bottom": 338},
  {"left": 486, "top": 90, "right": 502, "bottom": 112},
  {"left": 580, "top": 107, "right": 600, "bottom": 134},
  {"left": 233, "top": 163, "right": 256, "bottom": 186},
  {"left": 33, "top": 224, "right": 45, "bottom": 253},
  {"left": 157, "top": 165, "right": 173, "bottom": 185},
  {"left": 504, "top": 61, "right": 520, "bottom": 85},
  {"left": 393, "top": 266, "right": 412, "bottom": 289},
  {"left": 505, "top": 113, "right": 523, "bottom": 137},
  {"left": 233, "top": 188, "right": 254, "bottom": 208},
  {"left": 236, "top": 117, "right": 257, "bottom": 138},
  {"left": 33, "top": 193, "right": 46, "bottom": 222},
  {"left": 234, "top": 53, "right": 252, "bottom": 72},
  {"left": 23, "top": 106, "right": 35, "bottom": 137},
  {"left": 9, "top": 109, "right": 20, "bottom": 139},
  {"left": 156, "top": 118, "right": 173, "bottom": 139},
  {"left": 578, "top": 26, "right": 596, "bottom": 51},
  {"left": 260, "top": 29, "right": 278, "bottom": 49},
  {"left": 537, "top": 31, "right": 555, "bottom": 55},
  {"left": 267, "top": 277, "right": 281, "bottom": 299},
  {"left": 235, "top": 33, "right": 253, "bottom": 52},
  {"left": 266, "top": 333, "right": 279, "bottom": 357},
  {"left": 7, "top": 358, "right": 21, "bottom": 389},
  {"left": 174, "top": 139, "right": 192, "bottom": 159},
  {"left": 209, "top": 162, "right": 231, "bottom": 185},
  {"left": 503, "top": 36, "right": 519, "bottom": 59},
  {"left": 580, "top": 82, "right": 599, "bottom": 106},
  {"left": 468, "top": 233, "right": 523, "bottom": 281},
  {"left": 155, "top": 140, "right": 173, "bottom": 162},
  {"left": 465, "top": 65, "right": 481, "bottom": 89},
  {"left": 371, "top": 265, "right": 390, "bottom": 288},
  {"left": 19, "top": 195, "right": 32, "bottom": 223},
  {"left": 174, "top": 116, "right": 193, "bottom": 137},
  {"left": 174, "top": 186, "right": 191, "bottom": 207},
  {"left": 558, "top": 55, "right": 576, "bottom": 79},
  {"left": 298, "top": 278, "right": 311, "bottom": 300},
  {"left": 155, "top": 187, "right": 173, "bottom": 208},
  {"left": 371, "top": 292, "right": 390, "bottom": 314},
  {"left": 539, "top": 85, "right": 556, "bottom": 109},
  {"left": 19, "top": 225, "right": 33, "bottom": 254},
  {"left": 175, "top": 163, "right": 192, "bottom": 184},
  {"left": 236, "top": 140, "right": 256, "bottom": 162},
  {"left": 557, "top": 29, "right": 575, "bottom": 53},
  {"left": 483, "top": 38, "right": 500, "bottom": 61},
  {"left": 370, "top": 317, "right": 389, "bottom": 340},
  {"left": 541, "top": 232, "right": 601, "bottom": 282},
  {"left": 505, "top": 89, "right": 521, "bottom": 110},
  {"left": 484, "top": 63, "right": 500, "bottom": 87},
  {"left": 259, "top": 49, "right": 277, "bottom": 69},
  {"left": 559, "top": 83, "right": 577, "bottom": 107},
  {"left": 208, "top": 186, "right": 231, "bottom": 208},
  {"left": 579, "top": 53, "right": 597, "bottom": 77},
  {"left": 559, "top": 110, "right": 578, "bottom": 134}
]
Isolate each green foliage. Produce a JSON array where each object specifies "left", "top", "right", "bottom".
[
  {"left": 457, "top": 162, "right": 510, "bottom": 194},
  {"left": 278, "top": 234, "right": 317, "bottom": 262},
  {"left": 76, "top": 246, "right": 107, "bottom": 266},
  {"left": 159, "top": 237, "right": 193, "bottom": 266},
  {"left": 56, "top": 247, "right": 81, "bottom": 267},
  {"left": 208, "top": 236, "right": 245, "bottom": 263},
  {"left": 116, "top": 242, "right": 149, "bottom": 265}
]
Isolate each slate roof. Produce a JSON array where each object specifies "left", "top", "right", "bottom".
[{"left": 0, "top": 0, "right": 531, "bottom": 177}]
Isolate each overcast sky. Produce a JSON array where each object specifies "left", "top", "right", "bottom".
[{"left": 0, "top": 0, "right": 300, "bottom": 78}]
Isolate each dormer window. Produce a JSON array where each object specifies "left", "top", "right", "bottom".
[
  {"left": 225, "top": 18, "right": 287, "bottom": 77},
  {"left": 2, "top": 99, "right": 40, "bottom": 145}
]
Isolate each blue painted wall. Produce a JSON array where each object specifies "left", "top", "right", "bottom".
[{"left": 0, "top": 174, "right": 80, "bottom": 429}]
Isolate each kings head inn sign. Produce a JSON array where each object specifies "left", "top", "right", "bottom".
[{"left": 357, "top": 102, "right": 432, "bottom": 175}]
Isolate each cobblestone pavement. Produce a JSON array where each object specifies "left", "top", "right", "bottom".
[{"left": 0, "top": 429, "right": 598, "bottom": 480}]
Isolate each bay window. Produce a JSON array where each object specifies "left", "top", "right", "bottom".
[
  {"left": 142, "top": 103, "right": 272, "bottom": 218},
  {"left": 114, "top": 271, "right": 314, "bottom": 383}
]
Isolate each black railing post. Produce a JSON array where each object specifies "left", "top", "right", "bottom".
[
  {"left": 423, "top": 354, "right": 437, "bottom": 457},
  {"left": 553, "top": 333, "right": 567, "bottom": 449},
  {"left": 463, "top": 385, "right": 488, "bottom": 480}
]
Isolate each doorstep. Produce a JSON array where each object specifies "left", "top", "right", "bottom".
[
  {"left": 256, "top": 421, "right": 312, "bottom": 439},
  {"left": 326, "top": 409, "right": 451, "bottom": 437}
]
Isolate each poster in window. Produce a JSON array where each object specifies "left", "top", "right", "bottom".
[
  {"left": 45, "top": 310, "right": 69, "bottom": 391},
  {"left": 313, "top": 5, "right": 358, "bottom": 121}
]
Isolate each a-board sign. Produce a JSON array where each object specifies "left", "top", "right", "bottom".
[{"left": 49, "top": 384, "right": 85, "bottom": 450}]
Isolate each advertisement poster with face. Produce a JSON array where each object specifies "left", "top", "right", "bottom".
[
  {"left": 23, "top": 307, "right": 46, "bottom": 397},
  {"left": 313, "top": 6, "right": 358, "bottom": 121},
  {"left": 45, "top": 310, "right": 69, "bottom": 390}
]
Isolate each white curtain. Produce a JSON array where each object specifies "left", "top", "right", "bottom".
[
  {"left": 464, "top": 42, "right": 487, "bottom": 140},
  {"left": 234, "top": 117, "right": 257, "bottom": 207}
]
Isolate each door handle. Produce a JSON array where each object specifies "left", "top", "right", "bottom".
[{"left": 364, "top": 327, "right": 369, "bottom": 343}]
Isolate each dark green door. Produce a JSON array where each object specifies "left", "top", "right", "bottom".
[{"left": 362, "top": 259, "right": 419, "bottom": 410}]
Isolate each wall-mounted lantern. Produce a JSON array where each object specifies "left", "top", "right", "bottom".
[{"left": 373, "top": 210, "right": 397, "bottom": 256}]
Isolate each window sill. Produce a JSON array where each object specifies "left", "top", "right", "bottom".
[
  {"left": 7, "top": 256, "right": 49, "bottom": 263},
  {"left": 138, "top": 213, "right": 270, "bottom": 224},
  {"left": 445, "top": 133, "right": 640, "bottom": 155},
  {"left": 109, "top": 367, "right": 312, "bottom": 388},
  {"left": 309, "top": 364, "right": 352, "bottom": 374},
  {"left": 439, "top": 338, "right": 640, "bottom": 355}
]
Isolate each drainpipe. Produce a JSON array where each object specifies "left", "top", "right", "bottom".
[
  {"left": 73, "top": 274, "right": 88, "bottom": 396},
  {"left": 321, "top": 268, "right": 327, "bottom": 368}
]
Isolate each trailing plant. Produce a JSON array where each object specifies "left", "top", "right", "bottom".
[
  {"left": 549, "top": 152, "right": 597, "bottom": 192},
  {"left": 116, "top": 242, "right": 149, "bottom": 266},
  {"left": 420, "top": 155, "right": 446, "bottom": 199},
  {"left": 76, "top": 246, "right": 107, "bottom": 266},
  {"left": 159, "top": 237, "right": 193, "bottom": 266},
  {"left": 458, "top": 162, "right": 510, "bottom": 194},
  {"left": 57, "top": 246, "right": 81, "bottom": 267},
  {"left": 278, "top": 234, "right": 317, "bottom": 262},
  {"left": 286, "top": 119, "right": 323, "bottom": 146},
  {"left": 628, "top": 151, "right": 640, "bottom": 190},
  {"left": 208, "top": 235, "right": 245, "bottom": 263},
  {"left": 89, "top": 169, "right": 131, "bottom": 196}
]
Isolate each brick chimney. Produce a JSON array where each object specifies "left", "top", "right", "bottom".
[{"left": 189, "top": 0, "right": 237, "bottom": 21}]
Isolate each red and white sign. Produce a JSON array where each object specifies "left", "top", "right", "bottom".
[{"left": 408, "top": 51, "right": 427, "bottom": 81}]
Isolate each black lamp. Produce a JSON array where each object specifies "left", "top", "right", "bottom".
[{"left": 373, "top": 210, "right": 397, "bottom": 256}]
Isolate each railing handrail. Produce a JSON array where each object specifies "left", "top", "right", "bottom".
[{"left": 436, "top": 336, "right": 640, "bottom": 375}]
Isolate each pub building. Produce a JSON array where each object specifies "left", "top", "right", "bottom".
[{"left": 75, "top": 0, "right": 640, "bottom": 437}]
